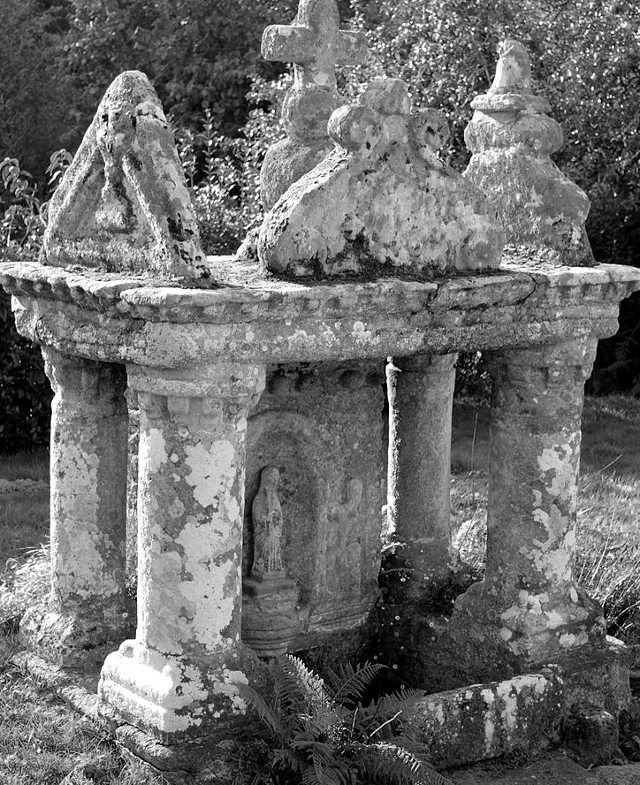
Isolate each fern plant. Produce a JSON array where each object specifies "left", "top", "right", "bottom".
[{"left": 240, "top": 655, "right": 453, "bottom": 785}]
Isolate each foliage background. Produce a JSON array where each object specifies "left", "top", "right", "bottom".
[{"left": 1, "top": 0, "right": 639, "bottom": 452}]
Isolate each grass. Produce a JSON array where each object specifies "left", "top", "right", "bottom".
[
  {"left": 0, "top": 635, "right": 164, "bottom": 785},
  {"left": 0, "top": 449, "right": 49, "bottom": 481},
  {"left": 0, "top": 448, "right": 49, "bottom": 568},
  {"left": 2, "top": 396, "right": 640, "bottom": 781}
]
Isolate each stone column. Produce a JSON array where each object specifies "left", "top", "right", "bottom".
[
  {"left": 21, "top": 347, "right": 129, "bottom": 664},
  {"left": 99, "top": 362, "right": 266, "bottom": 740},
  {"left": 386, "top": 353, "right": 457, "bottom": 598},
  {"left": 451, "top": 339, "right": 605, "bottom": 669}
]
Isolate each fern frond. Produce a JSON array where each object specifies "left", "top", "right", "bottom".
[
  {"left": 419, "top": 765, "right": 456, "bottom": 785},
  {"left": 236, "top": 682, "right": 288, "bottom": 742},
  {"left": 271, "top": 656, "right": 308, "bottom": 718},
  {"left": 273, "top": 746, "right": 306, "bottom": 773},
  {"left": 284, "top": 654, "right": 330, "bottom": 714},
  {"left": 358, "top": 688, "right": 425, "bottom": 739},
  {"left": 332, "top": 661, "right": 387, "bottom": 708},
  {"left": 349, "top": 740, "right": 424, "bottom": 785}
]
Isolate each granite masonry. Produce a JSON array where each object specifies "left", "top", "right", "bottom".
[{"left": 2, "top": 2, "right": 640, "bottom": 779}]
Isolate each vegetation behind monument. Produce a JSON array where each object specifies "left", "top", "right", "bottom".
[{"left": 1, "top": 0, "right": 639, "bottom": 451}]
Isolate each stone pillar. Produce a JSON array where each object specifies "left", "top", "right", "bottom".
[
  {"left": 21, "top": 347, "right": 129, "bottom": 664},
  {"left": 99, "top": 362, "right": 266, "bottom": 741},
  {"left": 386, "top": 353, "right": 457, "bottom": 597},
  {"left": 451, "top": 339, "right": 605, "bottom": 669}
]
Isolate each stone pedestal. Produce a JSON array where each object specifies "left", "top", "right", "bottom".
[
  {"left": 386, "top": 354, "right": 457, "bottom": 598},
  {"left": 21, "top": 347, "right": 129, "bottom": 665},
  {"left": 98, "top": 363, "right": 266, "bottom": 741},
  {"left": 451, "top": 339, "right": 606, "bottom": 673},
  {"left": 242, "top": 572, "right": 301, "bottom": 656}
]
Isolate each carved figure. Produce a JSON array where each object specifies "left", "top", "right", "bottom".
[{"left": 251, "top": 466, "right": 285, "bottom": 574}]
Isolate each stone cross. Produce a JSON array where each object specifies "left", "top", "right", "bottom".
[
  {"left": 257, "top": 0, "right": 366, "bottom": 211},
  {"left": 262, "top": 0, "right": 366, "bottom": 94}
]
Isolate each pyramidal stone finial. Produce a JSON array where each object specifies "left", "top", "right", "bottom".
[
  {"left": 259, "top": 0, "right": 367, "bottom": 211},
  {"left": 43, "top": 71, "right": 207, "bottom": 280},
  {"left": 464, "top": 40, "right": 595, "bottom": 266},
  {"left": 258, "top": 78, "right": 504, "bottom": 280}
]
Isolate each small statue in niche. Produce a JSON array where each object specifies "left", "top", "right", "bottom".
[{"left": 251, "top": 466, "right": 285, "bottom": 575}]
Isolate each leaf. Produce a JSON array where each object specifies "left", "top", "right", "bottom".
[{"left": 330, "top": 661, "right": 388, "bottom": 708}]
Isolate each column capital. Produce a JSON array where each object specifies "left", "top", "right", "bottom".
[
  {"left": 485, "top": 338, "right": 597, "bottom": 379},
  {"left": 388, "top": 352, "right": 458, "bottom": 375},
  {"left": 42, "top": 345, "right": 127, "bottom": 408},
  {"left": 126, "top": 362, "right": 266, "bottom": 403}
]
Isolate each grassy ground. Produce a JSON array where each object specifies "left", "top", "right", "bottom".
[
  {"left": 0, "top": 635, "right": 163, "bottom": 784},
  {"left": 0, "top": 449, "right": 49, "bottom": 568},
  {"left": 2, "top": 397, "right": 640, "bottom": 781}
]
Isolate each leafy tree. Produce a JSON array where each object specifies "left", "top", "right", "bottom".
[
  {"left": 0, "top": 0, "right": 73, "bottom": 176},
  {"left": 348, "top": 0, "right": 640, "bottom": 265},
  {"left": 61, "top": 0, "right": 299, "bottom": 144}
]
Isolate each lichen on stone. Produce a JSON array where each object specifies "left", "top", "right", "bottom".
[
  {"left": 42, "top": 71, "right": 207, "bottom": 280},
  {"left": 258, "top": 0, "right": 367, "bottom": 212},
  {"left": 258, "top": 77, "right": 504, "bottom": 281},
  {"left": 464, "top": 40, "right": 595, "bottom": 266}
]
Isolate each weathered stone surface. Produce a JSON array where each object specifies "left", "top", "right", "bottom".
[
  {"left": 99, "top": 363, "right": 266, "bottom": 740},
  {"left": 20, "top": 348, "right": 131, "bottom": 666},
  {"left": 259, "top": 0, "right": 366, "bottom": 211},
  {"left": 242, "top": 361, "right": 386, "bottom": 653},
  {"left": 449, "top": 754, "right": 598, "bottom": 784},
  {"left": 42, "top": 71, "right": 206, "bottom": 279},
  {"left": 451, "top": 340, "right": 606, "bottom": 672},
  {"left": 594, "top": 764, "right": 640, "bottom": 785},
  {"left": 464, "top": 40, "right": 594, "bottom": 266},
  {"left": 386, "top": 353, "right": 457, "bottom": 597},
  {"left": 3, "top": 257, "right": 638, "bottom": 368},
  {"left": 404, "top": 670, "right": 563, "bottom": 769},
  {"left": 259, "top": 78, "right": 504, "bottom": 279}
]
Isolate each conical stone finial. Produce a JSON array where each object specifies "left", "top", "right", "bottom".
[
  {"left": 43, "top": 71, "right": 207, "bottom": 280},
  {"left": 258, "top": 78, "right": 504, "bottom": 280},
  {"left": 259, "top": 0, "right": 367, "bottom": 211},
  {"left": 464, "top": 40, "right": 595, "bottom": 266}
]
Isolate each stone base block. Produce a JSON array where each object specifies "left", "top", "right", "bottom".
[
  {"left": 558, "top": 636, "right": 631, "bottom": 716},
  {"left": 448, "top": 582, "right": 606, "bottom": 680},
  {"left": 20, "top": 603, "right": 133, "bottom": 670},
  {"left": 403, "top": 670, "right": 564, "bottom": 769},
  {"left": 12, "top": 650, "right": 265, "bottom": 785},
  {"left": 98, "top": 639, "right": 266, "bottom": 743}
]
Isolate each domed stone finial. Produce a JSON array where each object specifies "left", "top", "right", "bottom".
[
  {"left": 464, "top": 39, "right": 595, "bottom": 266},
  {"left": 42, "top": 71, "right": 207, "bottom": 280},
  {"left": 490, "top": 39, "right": 533, "bottom": 94},
  {"left": 258, "top": 77, "right": 503, "bottom": 280},
  {"left": 258, "top": 0, "right": 367, "bottom": 211}
]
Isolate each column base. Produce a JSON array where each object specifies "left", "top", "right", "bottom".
[
  {"left": 449, "top": 580, "right": 606, "bottom": 678},
  {"left": 20, "top": 600, "right": 133, "bottom": 670},
  {"left": 98, "top": 639, "right": 266, "bottom": 742}
]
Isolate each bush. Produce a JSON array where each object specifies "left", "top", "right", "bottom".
[
  {"left": 0, "top": 154, "right": 69, "bottom": 454},
  {"left": 349, "top": 0, "right": 640, "bottom": 267}
]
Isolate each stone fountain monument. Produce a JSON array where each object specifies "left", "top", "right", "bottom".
[{"left": 1, "top": 3, "right": 639, "bottom": 780}]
